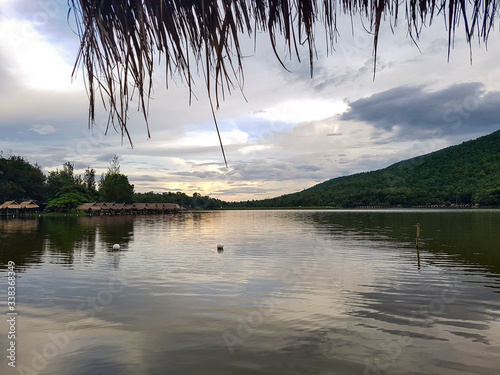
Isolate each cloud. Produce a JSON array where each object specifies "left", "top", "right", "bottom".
[
  {"left": 173, "top": 170, "right": 224, "bottom": 179},
  {"left": 213, "top": 186, "right": 278, "bottom": 196},
  {"left": 129, "top": 175, "right": 159, "bottom": 182},
  {"left": 340, "top": 83, "right": 500, "bottom": 139},
  {"left": 2, "top": 1, "right": 500, "bottom": 203},
  {"left": 226, "top": 160, "right": 328, "bottom": 182},
  {"left": 95, "top": 153, "right": 117, "bottom": 163},
  {"left": 31, "top": 124, "right": 56, "bottom": 134}
]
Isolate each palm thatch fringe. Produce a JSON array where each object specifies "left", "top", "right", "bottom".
[{"left": 69, "top": 0, "right": 498, "bottom": 148}]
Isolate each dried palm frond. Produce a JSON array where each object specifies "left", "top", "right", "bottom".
[{"left": 68, "top": 0, "right": 499, "bottom": 157}]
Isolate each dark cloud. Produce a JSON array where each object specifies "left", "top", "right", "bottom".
[
  {"left": 226, "top": 160, "right": 327, "bottom": 182},
  {"left": 170, "top": 160, "right": 327, "bottom": 183},
  {"left": 191, "top": 161, "right": 226, "bottom": 168},
  {"left": 129, "top": 175, "right": 159, "bottom": 182},
  {"left": 95, "top": 153, "right": 118, "bottom": 163},
  {"left": 340, "top": 82, "right": 500, "bottom": 138},
  {"left": 212, "top": 186, "right": 278, "bottom": 196},
  {"left": 173, "top": 171, "right": 223, "bottom": 179}
]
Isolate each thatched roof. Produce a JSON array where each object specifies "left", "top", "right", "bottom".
[
  {"left": 20, "top": 201, "right": 40, "bottom": 209},
  {"left": 0, "top": 201, "right": 22, "bottom": 209},
  {"left": 69, "top": 0, "right": 496, "bottom": 154},
  {"left": 110, "top": 203, "right": 126, "bottom": 210},
  {"left": 162, "top": 203, "right": 180, "bottom": 210},
  {"left": 77, "top": 202, "right": 102, "bottom": 211},
  {"left": 132, "top": 203, "right": 149, "bottom": 210},
  {"left": 95, "top": 202, "right": 112, "bottom": 209}
]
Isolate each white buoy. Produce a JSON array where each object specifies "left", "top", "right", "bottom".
[
  {"left": 113, "top": 244, "right": 121, "bottom": 250},
  {"left": 217, "top": 243, "right": 224, "bottom": 250}
]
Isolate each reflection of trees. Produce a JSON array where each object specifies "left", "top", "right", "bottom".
[
  {"left": 0, "top": 215, "right": 136, "bottom": 270},
  {"left": 0, "top": 219, "right": 45, "bottom": 270},
  {"left": 306, "top": 210, "right": 500, "bottom": 274},
  {"left": 81, "top": 215, "right": 135, "bottom": 249},
  {"left": 40, "top": 217, "right": 98, "bottom": 266},
  {"left": 83, "top": 216, "right": 135, "bottom": 270}
]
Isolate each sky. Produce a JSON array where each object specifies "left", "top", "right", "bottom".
[{"left": 1, "top": 1, "right": 500, "bottom": 201}]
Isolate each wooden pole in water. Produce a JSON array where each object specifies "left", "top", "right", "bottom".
[{"left": 415, "top": 223, "right": 420, "bottom": 248}]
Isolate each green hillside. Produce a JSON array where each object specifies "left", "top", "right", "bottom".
[{"left": 235, "top": 130, "right": 500, "bottom": 208}]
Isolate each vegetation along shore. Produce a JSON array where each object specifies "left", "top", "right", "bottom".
[{"left": 1, "top": 130, "right": 499, "bottom": 214}]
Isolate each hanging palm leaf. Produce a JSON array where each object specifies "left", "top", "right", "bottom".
[{"left": 68, "top": 0, "right": 498, "bottom": 156}]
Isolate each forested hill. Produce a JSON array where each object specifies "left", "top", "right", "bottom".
[{"left": 235, "top": 130, "right": 500, "bottom": 208}]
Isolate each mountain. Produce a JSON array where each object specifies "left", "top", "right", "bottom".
[{"left": 235, "top": 130, "right": 500, "bottom": 208}]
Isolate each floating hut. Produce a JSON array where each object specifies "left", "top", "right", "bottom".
[
  {"left": 0, "top": 200, "right": 39, "bottom": 216},
  {"left": 76, "top": 202, "right": 180, "bottom": 216},
  {"left": 20, "top": 200, "right": 40, "bottom": 212},
  {"left": 0, "top": 201, "right": 21, "bottom": 216},
  {"left": 76, "top": 203, "right": 102, "bottom": 214}
]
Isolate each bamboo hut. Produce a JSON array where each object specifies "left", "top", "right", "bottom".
[
  {"left": 95, "top": 202, "right": 113, "bottom": 214},
  {"left": 162, "top": 203, "right": 180, "bottom": 213},
  {"left": 132, "top": 203, "right": 148, "bottom": 214},
  {"left": 124, "top": 204, "right": 136, "bottom": 214},
  {"left": 20, "top": 200, "right": 40, "bottom": 212},
  {"left": 76, "top": 202, "right": 181, "bottom": 215},
  {"left": 69, "top": 0, "right": 496, "bottom": 153},
  {"left": 0, "top": 201, "right": 22, "bottom": 216},
  {"left": 110, "top": 203, "right": 126, "bottom": 214},
  {"left": 20, "top": 201, "right": 40, "bottom": 211},
  {"left": 76, "top": 202, "right": 103, "bottom": 214}
]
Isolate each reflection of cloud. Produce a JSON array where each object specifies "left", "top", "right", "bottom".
[{"left": 31, "top": 124, "right": 56, "bottom": 134}]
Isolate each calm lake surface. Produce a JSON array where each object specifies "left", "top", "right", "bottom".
[{"left": 1, "top": 210, "right": 500, "bottom": 374}]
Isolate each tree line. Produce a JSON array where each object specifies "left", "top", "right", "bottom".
[
  {"left": 3, "top": 130, "right": 499, "bottom": 210},
  {"left": 0, "top": 155, "right": 222, "bottom": 210}
]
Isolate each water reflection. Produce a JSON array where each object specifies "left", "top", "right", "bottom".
[
  {"left": 0, "top": 216, "right": 136, "bottom": 270},
  {"left": 0, "top": 218, "right": 45, "bottom": 269},
  {"left": 303, "top": 209, "right": 500, "bottom": 274},
  {"left": 0, "top": 211, "right": 499, "bottom": 375}
]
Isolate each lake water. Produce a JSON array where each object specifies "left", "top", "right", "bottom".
[{"left": 1, "top": 210, "right": 500, "bottom": 374}]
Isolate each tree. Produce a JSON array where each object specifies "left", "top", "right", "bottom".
[
  {"left": 46, "top": 192, "right": 90, "bottom": 211},
  {"left": 99, "top": 156, "right": 134, "bottom": 203},
  {"left": 45, "top": 163, "right": 83, "bottom": 201},
  {"left": 45, "top": 162, "right": 99, "bottom": 202},
  {"left": 69, "top": 0, "right": 497, "bottom": 146},
  {"left": 99, "top": 174, "right": 134, "bottom": 203},
  {"left": 83, "top": 167, "right": 97, "bottom": 195},
  {"left": 0, "top": 155, "right": 45, "bottom": 202},
  {"left": 63, "top": 162, "right": 74, "bottom": 176},
  {"left": 108, "top": 155, "right": 120, "bottom": 174}
]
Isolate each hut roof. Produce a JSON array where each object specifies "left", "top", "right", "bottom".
[
  {"left": 94, "top": 202, "right": 113, "bottom": 209},
  {"left": 77, "top": 203, "right": 92, "bottom": 210},
  {"left": 77, "top": 203, "right": 102, "bottom": 211},
  {"left": 20, "top": 200, "right": 40, "bottom": 209},
  {"left": 1, "top": 201, "right": 22, "bottom": 209},
  {"left": 110, "top": 203, "right": 126, "bottom": 210},
  {"left": 133, "top": 203, "right": 148, "bottom": 210},
  {"left": 162, "top": 203, "right": 180, "bottom": 210}
]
